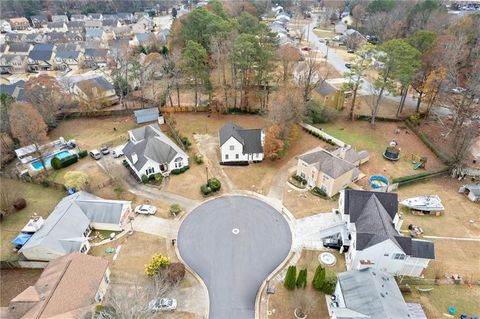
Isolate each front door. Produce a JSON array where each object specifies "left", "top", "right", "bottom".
[{"left": 159, "top": 164, "right": 167, "bottom": 172}]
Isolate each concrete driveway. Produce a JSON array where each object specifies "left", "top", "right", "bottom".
[{"left": 178, "top": 196, "right": 292, "bottom": 319}]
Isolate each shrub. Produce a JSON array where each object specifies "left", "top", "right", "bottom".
[
  {"left": 64, "top": 171, "right": 89, "bottom": 191},
  {"left": 181, "top": 136, "right": 191, "bottom": 149},
  {"left": 284, "top": 265, "right": 297, "bottom": 290},
  {"left": 13, "top": 198, "right": 27, "bottom": 210},
  {"left": 51, "top": 157, "right": 62, "bottom": 170},
  {"left": 78, "top": 150, "right": 88, "bottom": 158},
  {"left": 166, "top": 262, "right": 186, "bottom": 284},
  {"left": 322, "top": 276, "right": 337, "bottom": 294},
  {"left": 171, "top": 165, "right": 189, "bottom": 175},
  {"left": 170, "top": 204, "right": 181, "bottom": 216},
  {"left": 154, "top": 173, "right": 163, "bottom": 182},
  {"left": 200, "top": 184, "right": 211, "bottom": 195},
  {"left": 122, "top": 159, "right": 129, "bottom": 167},
  {"left": 60, "top": 154, "right": 78, "bottom": 168},
  {"left": 296, "top": 268, "right": 307, "bottom": 289},
  {"left": 145, "top": 254, "right": 170, "bottom": 277},
  {"left": 194, "top": 153, "right": 204, "bottom": 164},
  {"left": 207, "top": 178, "right": 221, "bottom": 192},
  {"left": 312, "top": 187, "right": 328, "bottom": 198},
  {"left": 312, "top": 265, "right": 326, "bottom": 291},
  {"left": 141, "top": 174, "right": 149, "bottom": 183},
  {"left": 392, "top": 167, "right": 449, "bottom": 186},
  {"left": 293, "top": 175, "right": 307, "bottom": 185}
]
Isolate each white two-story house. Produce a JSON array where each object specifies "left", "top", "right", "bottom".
[
  {"left": 219, "top": 123, "right": 265, "bottom": 164},
  {"left": 122, "top": 124, "right": 189, "bottom": 180},
  {"left": 322, "top": 189, "right": 435, "bottom": 277}
]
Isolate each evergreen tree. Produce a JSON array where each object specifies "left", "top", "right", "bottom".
[
  {"left": 296, "top": 268, "right": 307, "bottom": 289},
  {"left": 312, "top": 265, "right": 326, "bottom": 291},
  {"left": 284, "top": 265, "right": 297, "bottom": 290}
]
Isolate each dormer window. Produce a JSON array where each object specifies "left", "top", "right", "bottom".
[{"left": 132, "top": 153, "right": 138, "bottom": 164}]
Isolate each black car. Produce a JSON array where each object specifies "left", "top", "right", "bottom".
[
  {"left": 323, "top": 238, "right": 343, "bottom": 250},
  {"left": 344, "top": 63, "right": 352, "bottom": 69}
]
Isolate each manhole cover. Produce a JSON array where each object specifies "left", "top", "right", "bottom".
[{"left": 232, "top": 228, "right": 240, "bottom": 234}]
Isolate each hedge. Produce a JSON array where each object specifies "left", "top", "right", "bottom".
[
  {"left": 404, "top": 119, "right": 451, "bottom": 164},
  {"left": 78, "top": 150, "right": 88, "bottom": 158},
  {"left": 141, "top": 174, "right": 149, "bottom": 183},
  {"left": 171, "top": 165, "right": 189, "bottom": 175},
  {"left": 60, "top": 154, "right": 78, "bottom": 168},
  {"left": 51, "top": 157, "right": 62, "bottom": 170},
  {"left": 392, "top": 167, "right": 449, "bottom": 186},
  {"left": 302, "top": 127, "right": 337, "bottom": 146},
  {"left": 311, "top": 187, "right": 328, "bottom": 198}
]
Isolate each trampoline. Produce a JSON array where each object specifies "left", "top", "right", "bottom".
[
  {"left": 383, "top": 146, "right": 400, "bottom": 161},
  {"left": 369, "top": 175, "right": 389, "bottom": 189}
]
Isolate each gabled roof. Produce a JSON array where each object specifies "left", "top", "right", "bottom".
[
  {"left": 86, "top": 28, "right": 104, "bottom": 38},
  {"left": 102, "top": 19, "right": 119, "bottom": 27},
  {"left": 56, "top": 49, "right": 80, "bottom": 60},
  {"left": 344, "top": 189, "right": 397, "bottom": 221},
  {"left": 28, "top": 44, "right": 54, "bottom": 61},
  {"left": 7, "top": 42, "right": 31, "bottom": 53},
  {"left": 30, "top": 15, "right": 48, "bottom": 22},
  {"left": 19, "top": 191, "right": 130, "bottom": 257},
  {"left": 47, "top": 21, "right": 66, "bottom": 29},
  {"left": 67, "top": 21, "right": 84, "bottom": 28},
  {"left": 122, "top": 124, "right": 188, "bottom": 171},
  {"left": 336, "top": 268, "right": 410, "bottom": 319},
  {"left": 219, "top": 122, "right": 264, "bottom": 154},
  {"left": 84, "top": 48, "right": 108, "bottom": 58},
  {"left": 75, "top": 76, "right": 114, "bottom": 93},
  {"left": 51, "top": 15, "right": 69, "bottom": 22},
  {"left": 11, "top": 253, "right": 108, "bottom": 319},
  {"left": 0, "top": 80, "right": 26, "bottom": 101},
  {"left": 71, "top": 14, "right": 87, "bottom": 21},
  {"left": 299, "top": 149, "right": 355, "bottom": 178}
]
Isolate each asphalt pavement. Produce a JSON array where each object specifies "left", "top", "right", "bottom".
[{"left": 178, "top": 196, "right": 292, "bottom": 319}]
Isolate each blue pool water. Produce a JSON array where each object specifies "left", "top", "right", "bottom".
[{"left": 31, "top": 150, "right": 72, "bottom": 170}]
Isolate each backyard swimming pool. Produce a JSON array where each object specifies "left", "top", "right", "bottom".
[{"left": 30, "top": 150, "right": 72, "bottom": 170}]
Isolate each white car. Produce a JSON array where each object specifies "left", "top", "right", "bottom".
[
  {"left": 89, "top": 150, "right": 102, "bottom": 160},
  {"left": 148, "top": 298, "right": 177, "bottom": 312},
  {"left": 134, "top": 205, "right": 157, "bottom": 215},
  {"left": 112, "top": 149, "right": 124, "bottom": 158}
]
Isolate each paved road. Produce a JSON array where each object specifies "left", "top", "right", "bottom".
[
  {"left": 178, "top": 196, "right": 292, "bottom": 319},
  {"left": 304, "top": 16, "right": 419, "bottom": 110}
]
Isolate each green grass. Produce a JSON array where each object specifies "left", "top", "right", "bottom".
[
  {"left": 0, "top": 178, "right": 64, "bottom": 261},
  {"left": 313, "top": 29, "right": 335, "bottom": 39},
  {"left": 403, "top": 285, "right": 480, "bottom": 318}
]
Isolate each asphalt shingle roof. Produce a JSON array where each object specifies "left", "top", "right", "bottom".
[
  {"left": 219, "top": 123, "right": 264, "bottom": 154},
  {"left": 299, "top": 150, "right": 355, "bottom": 178},
  {"left": 28, "top": 44, "right": 54, "bottom": 61}
]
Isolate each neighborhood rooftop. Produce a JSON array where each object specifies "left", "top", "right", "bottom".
[{"left": 220, "top": 123, "right": 263, "bottom": 154}]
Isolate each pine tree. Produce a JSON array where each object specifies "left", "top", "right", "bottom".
[
  {"left": 284, "top": 265, "right": 297, "bottom": 290},
  {"left": 312, "top": 265, "right": 326, "bottom": 290},
  {"left": 296, "top": 268, "right": 307, "bottom": 289}
]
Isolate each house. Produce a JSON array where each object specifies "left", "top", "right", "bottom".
[
  {"left": 329, "top": 268, "right": 425, "bottom": 319},
  {"left": 131, "top": 16, "right": 154, "bottom": 34},
  {"left": 28, "top": 44, "right": 55, "bottom": 71},
  {"left": 86, "top": 28, "right": 107, "bottom": 41},
  {"left": 55, "top": 48, "right": 82, "bottom": 70},
  {"left": 83, "top": 48, "right": 109, "bottom": 67},
  {"left": 134, "top": 107, "right": 160, "bottom": 124},
  {"left": 4, "top": 32, "right": 25, "bottom": 43},
  {"left": 47, "top": 21, "right": 68, "bottom": 32},
  {"left": 341, "top": 29, "right": 367, "bottom": 50},
  {"left": 0, "top": 43, "right": 6, "bottom": 53},
  {"left": 72, "top": 76, "right": 118, "bottom": 106},
  {"left": 334, "top": 189, "right": 435, "bottom": 277},
  {"left": 219, "top": 123, "right": 265, "bottom": 163},
  {"left": 112, "top": 26, "right": 132, "bottom": 39},
  {"left": 459, "top": 183, "right": 480, "bottom": 202},
  {"left": 5, "top": 43, "right": 32, "bottom": 55},
  {"left": 30, "top": 15, "right": 48, "bottom": 28},
  {"left": 133, "top": 11, "right": 150, "bottom": 22},
  {"left": 118, "top": 12, "right": 134, "bottom": 24},
  {"left": 334, "top": 21, "right": 348, "bottom": 34},
  {"left": 45, "top": 31, "right": 68, "bottom": 43},
  {"left": 331, "top": 145, "right": 369, "bottom": 166},
  {"left": 19, "top": 191, "right": 131, "bottom": 261},
  {"left": 130, "top": 32, "right": 155, "bottom": 46},
  {"left": 85, "top": 20, "right": 103, "bottom": 29},
  {"left": 88, "top": 13, "right": 103, "bottom": 20},
  {"left": 102, "top": 19, "right": 121, "bottom": 32},
  {"left": 157, "top": 28, "right": 170, "bottom": 43},
  {"left": 25, "top": 32, "right": 47, "bottom": 44},
  {"left": 293, "top": 61, "right": 321, "bottom": 85},
  {"left": 296, "top": 149, "right": 361, "bottom": 196},
  {"left": 51, "top": 14, "right": 69, "bottom": 22},
  {"left": 66, "top": 21, "right": 85, "bottom": 32},
  {"left": 103, "top": 14, "right": 118, "bottom": 21},
  {"left": 0, "top": 54, "right": 27, "bottom": 74},
  {"left": 66, "top": 31, "right": 84, "bottom": 42},
  {"left": 70, "top": 14, "right": 87, "bottom": 21},
  {"left": 9, "top": 17, "right": 30, "bottom": 30},
  {"left": 122, "top": 124, "right": 189, "bottom": 179},
  {"left": 1, "top": 19, "right": 12, "bottom": 32},
  {"left": 316, "top": 80, "right": 345, "bottom": 109},
  {"left": 0, "top": 80, "right": 26, "bottom": 100},
  {"left": 5, "top": 253, "right": 110, "bottom": 319}
]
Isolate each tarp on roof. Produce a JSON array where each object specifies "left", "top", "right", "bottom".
[{"left": 12, "top": 233, "right": 33, "bottom": 246}]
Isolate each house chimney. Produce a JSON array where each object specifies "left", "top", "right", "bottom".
[
  {"left": 132, "top": 153, "right": 138, "bottom": 164},
  {"left": 358, "top": 259, "right": 374, "bottom": 271}
]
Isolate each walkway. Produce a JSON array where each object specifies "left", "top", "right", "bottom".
[
  {"left": 294, "top": 212, "right": 342, "bottom": 250},
  {"left": 132, "top": 215, "right": 180, "bottom": 239}
]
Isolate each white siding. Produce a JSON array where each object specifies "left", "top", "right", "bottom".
[
  {"left": 221, "top": 137, "right": 248, "bottom": 162},
  {"left": 350, "top": 240, "right": 406, "bottom": 274}
]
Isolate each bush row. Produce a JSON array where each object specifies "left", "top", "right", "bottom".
[
  {"left": 392, "top": 167, "right": 449, "bottom": 186},
  {"left": 78, "top": 150, "right": 88, "bottom": 158},
  {"left": 311, "top": 186, "right": 328, "bottom": 198},
  {"left": 404, "top": 119, "right": 451, "bottom": 164},
  {"left": 51, "top": 154, "right": 79, "bottom": 169},
  {"left": 171, "top": 165, "right": 189, "bottom": 175},
  {"left": 303, "top": 127, "right": 338, "bottom": 146},
  {"left": 292, "top": 174, "right": 307, "bottom": 185}
]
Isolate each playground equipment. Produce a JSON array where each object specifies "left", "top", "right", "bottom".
[
  {"left": 410, "top": 154, "right": 428, "bottom": 170},
  {"left": 369, "top": 175, "right": 389, "bottom": 188},
  {"left": 383, "top": 140, "right": 400, "bottom": 161}
]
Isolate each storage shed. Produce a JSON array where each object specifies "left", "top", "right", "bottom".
[{"left": 134, "top": 107, "right": 160, "bottom": 124}]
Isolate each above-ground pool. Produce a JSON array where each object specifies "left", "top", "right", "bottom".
[
  {"left": 31, "top": 150, "right": 72, "bottom": 170},
  {"left": 369, "top": 175, "right": 389, "bottom": 189}
]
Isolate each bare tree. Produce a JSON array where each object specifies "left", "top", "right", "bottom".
[
  {"left": 277, "top": 44, "right": 303, "bottom": 82},
  {"left": 0, "top": 178, "right": 20, "bottom": 218},
  {"left": 295, "top": 52, "right": 328, "bottom": 102},
  {"left": 211, "top": 34, "right": 234, "bottom": 109},
  {"left": 269, "top": 86, "right": 305, "bottom": 139}
]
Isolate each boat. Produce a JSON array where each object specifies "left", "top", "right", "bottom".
[{"left": 400, "top": 195, "right": 445, "bottom": 212}]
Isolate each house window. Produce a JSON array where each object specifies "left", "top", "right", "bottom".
[
  {"left": 80, "top": 245, "right": 88, "bottom": 253},
  {"left": 235, "top": 154, "right": 239, "bottom": 159},
  {"left": 225, "top": 154, "right": 229, "bottom": 160},
  {"left": 384, "top": 253, "right": 389, "bottom": 257},
  {"left": 95, "top": 291, "right": 102, "bottom": 303},
  {"left": 104, "top": 273, "right": 110, "bottom": 284},
  {"left": 300, "top": 172, "right": 306, "bottom": 179},
  {"left": 230, "top": 145, "right": 234, "bottom": 151},
  {"left": 83, "top": 226, "right": 91, "bottom": 237},
  {"left": 393, "top": 253, "right": 406, "bottom": 260}
]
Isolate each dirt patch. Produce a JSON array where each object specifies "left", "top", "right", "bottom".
[
  {"left": 0, "top": 268, "right": 43, "bottom": 306},
  {"left": 283, "top": 187, "right": 338, "bottom": 218},
  {"left": 398, "top": 176, "right": 480, "bottom": 238},
  {"left": 163, "top": 163, "right": 207, "bottom": 201}
]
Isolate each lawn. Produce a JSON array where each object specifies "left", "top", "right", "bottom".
[
  {"left": 47, "top": 158, "right": 112, "bottom": 190},
  {"left": 403, "top": 285, "right": 480, "bottom": 318},
  {"left": 163, "top": 161, "right": 208, "bottom": 201},
  {"left": 0, "top": 178, "right": 64, "bottom": 261},
  {"left": 313, "top": 28, "right": 335, "bottom": 39},
  {"left": 49, "top": 115, "right": 137, "bottom": 151},
  {"left": 0, "top": 268, "right": 43, "bottom": 306},
  {"left": 268, "top": 249, "right": 346, "bottom": 319},
  {"left": 316, "top": 119, "right": 445, "bottom": 182}
]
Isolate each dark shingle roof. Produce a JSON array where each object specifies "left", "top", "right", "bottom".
[
  {"left": 47, "top": 21, "right": 65, "bottom": 29},
  {"left": 411, "top": 239, "right": 435, "bottom": 259},
  {"left": 30, "top": 15, "right": 48, "bottom": 22},
  {"left": 84, "top": 48, "right": 108, "bottom": 58},
  {"left": 344, "top": 189, "right": 397, "bottom": 221},
  {"left": 28, "top": 44, "right": 54, "bottom": 61},
  {"left": 219, "top": 123, "right": 263, "bottom": 154},
  {"left": 7, "top": 42, "right": 31, "bottom": 53},
  {"left": 0, "top": 80, "right": 26, "bottom": 101},
  {"left": 55, "top": 50, "right": 80, "bottom": 60},
  {"left": 299, "top": 150, "right": 355, "bottom": 178}
]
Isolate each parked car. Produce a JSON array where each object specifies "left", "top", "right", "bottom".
[
  {"left": 301, "top": 46, "right": 311, "bottom": 51},
  {"left": 451, "top": 87, "right": 466, "bottom": 94},
  {"left": 100, "top": 146, "right": 110, "bottom": 155},
  {"left": 323, "top": 237, "right": 343, "bottom": 250},
  {"left": 89, "top": 150, "right": 102, "bottom": 160},
  {"left": 347, "top": 49, "right": 355, "bottom": 53},
  {"left": 344, "top": 63, "right": 352, "bottom": 69},
  {"left": 134, "top": 204, "right": 157, "bottom": 215},
  {"left": 148, "top": 298, "right": 177, "bottom": 312},
  {"left": 112, "top": 149, "right": 124, "bottom": 158}
]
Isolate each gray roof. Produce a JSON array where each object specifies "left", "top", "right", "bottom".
[
  {"left": 5, "top": 32, "right": 25, "bottom": 42},
  {"left": 102, "top": 19, "right": 118, "bottom": 27},
  {"left": 122, "top": 124, "right": 187, "bottom": 171},
  {"left": 345, "top": 190, "right": 435, "bottom": 259},
  {"left": 66, "top": 21, "right": 84, "bottom": 29},
  {"left": 46, "top": 31, "right": 67, "bottom": 42},
  {"left": 299, "top": 150, "right": 355, "bottom": 178},
  {"left": 30, "top": 15, "right": 48, "bottom": 22},
  {"left": 134, "top": 107, "right": 159, "bottom": 124},
  {"left": 47, "top": 21, "right": 65, "bottom": 28},
  {"left": 7, "top": 42, "right": 31, "bottom": 53},
  {"left": 71, "top": 14, "right": 87, "bottom": 21},
  {"left": 219, "top": 123, "right": 264, "bottom": 154},
  {"left": 51, "top": 15, "right": 69, "bottom": 22},
  {"left": 103, "top": 14, "right": 118, "bottom": 21},
  {"left": 317, "top": 80, "right": 337, "bottom": 96},
  {"left": 0, "top": 43, "right": 6, "bottom": 53},
  {"left": 84, "top": 48, "right": 108, "bottom": 58},
  {"left": 20, "top": 191, "right": 130, "bottom": 257},
  {"left": 336, "top": 268, "right": 410, "bottom": 319},
  {"left": 56, "top": 49, "right": 80, "bottom": 60},
  {"left": 135, "top": 32, "right": 151, "bottom": 42},
  {"left": 86, "top": 28, "right": 104, "bottom": 39},
  {"left": 88, "top": 13, "right": 103, "bottom": 20},
  {"left": 28, "top": 44, "right": 54, "bottom": 61},
  {"left": 464, "top": 183, "right": 480, "bottom": 196},
  {"left": 406, "top": 303, "right": 427, "bottom": 319},
  {"left": 85, "top": 20, "right": 102, "bottom": 28},
  {"left": 0, "top": 80, "right": 26, "bottom": 101},
  {"left": 57, "top": 43, "right": 78, "bottom": 51}
]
